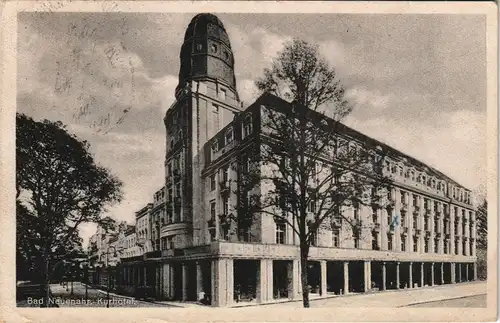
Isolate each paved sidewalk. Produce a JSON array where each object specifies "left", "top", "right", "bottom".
[{"left": 258, "top": 281, "right": 486, "bottom": 308}]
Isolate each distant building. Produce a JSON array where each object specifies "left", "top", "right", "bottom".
[{"left": 92, "top": 13, "right": 477, "bottom": 306}]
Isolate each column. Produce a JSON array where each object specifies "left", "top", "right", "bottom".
[
  {"left": 408, "top": 262, "right": 413, "bottom": 288},
  {"left": 287, "top": 260, "right": 300, "bottom": 299},
  {"left": 420, "top": 263, "right": 424, "bottom": 287},
  {"left": 320, "top": 260, "right": 327, "bottom": 296},
  {"left": 396, "top": 262, "right": 400, "bottom": 289},
  {"left": 182, "top": 264, "right": 188, "bottom": 301},
  {"left": 364, "top": 261, "right": 371, "bottom": 292},
  {"left": 451, "top": 263, "right": 456, "bottom": 283},
  {"left": 257, "top": 259, "right": 272, "bottom": 303},
  {"left": 382, "top": 262, "right": 386, "bottom": 291},
  {"left": 440, "top": 263, "right": 444, "bottom": 284},
  {"left": 450, "top": 205, "right": 455, "bottom": 254},
  {"left": 211, "top": 258, "right": 234, "bottom": 307},
  {"left": 343, "top": 261, "right": 349, "bottom": 295},
  {"left": 465, "top": 263, "right": 469, "bottom": 281},
  {"left": 473, "top": 262, "right": 478, "bottom": 280},
  {"left": 430, "top": 263, "right": 435, "bottom": 286},
  {"left": 196, "top": 262, "right": 204, "bottom": 301},
  {"left": 458, "top": 263, "right": 462, "bottom": 282}
]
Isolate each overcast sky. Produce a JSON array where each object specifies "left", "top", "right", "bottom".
[{"left": 17, "top": 12, "right": 486, "bottom": 246}]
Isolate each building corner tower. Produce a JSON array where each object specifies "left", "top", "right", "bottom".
[{"left": 163, "top": 13, "right": 242, "bottom": 249}]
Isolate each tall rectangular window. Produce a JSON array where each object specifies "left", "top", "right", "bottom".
[
  {"left": 210, "top": 200, "right": 216, "bottom": 220},
  {"left": 276, "top": 222, "right": 286, "bottom": 244},
  {"left": 210, "top": 174, "right": 216, "bottom": 191},
  {"left": 413, "top": 236, "right": 418, "bottom": 252},
  {"left": 212, "top": 104, "right": 219, "bottom": 130},
  {"left": 401, "top": 235, "right": 406, "bottom": 252},
  {"left": 223, "top": 196, "right": 229, "bottom": 215},
  {"left": 332, "top": 229, "right": 340, "bottom": 247},
  {"left": 222, "top": 167, "right": 229, "bottom": 183},
  {"left": 387, "top": 234, "right": 393, "bottom": 250}
]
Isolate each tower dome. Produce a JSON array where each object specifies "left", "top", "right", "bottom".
[{"left": 175, "top": 13, "right": 238, "bottom": 99}]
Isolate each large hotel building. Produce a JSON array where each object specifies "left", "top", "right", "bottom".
[{"left": 88, "top": 13, "right": 478, "bottom": 307}]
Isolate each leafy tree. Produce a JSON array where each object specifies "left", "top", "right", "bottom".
[
  {"left": 239, "top": 38, "right": 393, "bottom": 307},
  {"left": 476, "top": 199, "right": 487, "bottom": 249},
  {"left": 16, "top": 113, "right": 123, "bottom": 306}
]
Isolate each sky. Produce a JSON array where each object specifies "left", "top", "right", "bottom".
[{"left": 17, "top": 12, "right": 487, "bottom": 247}]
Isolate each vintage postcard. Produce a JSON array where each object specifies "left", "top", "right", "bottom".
[{"left": 0, "top": 1, "right": 497, "bottom": 322}]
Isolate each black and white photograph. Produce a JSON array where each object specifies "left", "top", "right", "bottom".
[{"left": 2, "top": 1, "right": 497, "bottom": 322}]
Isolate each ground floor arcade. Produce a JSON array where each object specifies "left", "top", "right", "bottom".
[{"left": 108, "top": 258, "right": 477, "bottom": 306}]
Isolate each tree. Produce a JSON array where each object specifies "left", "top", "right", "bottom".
[
  {"left": 476, "top": 199, "right": 487, "bottom": 249},
  {"left": 242, "top": 39, "right": 393, "bottom": 307},
  {"left": 16, "top": 113, "right": 123, "bottom": 306}
]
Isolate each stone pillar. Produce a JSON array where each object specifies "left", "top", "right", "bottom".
[
  {"left": 182, "top": 264, "right": 189, "bottom": 301},
  {"left": 408, "top": 262, "right": 413, "bottom": 288},
  {"left": 364, "top": 261, "right": 371, "bottom": 292},
  {"left": 396, "top": 262, "right": 400, "bottom": 289},
  {"left": 196, "top": 262, "right": 204, "bottom": 301},
  {"left": 458, "top": 263, "right": 462, "bottom": 283},
  {"left": 287, "top": 260, "right": 300, "bottom": 299},
  {"left": 320, "top": 260, "right": 327, "bottom": 296},
  {"left": 473, "top": 262, "right": 478, "bottom": 280},
  {"left": 451, "top": 263, "right": 456, "bottom": 283},
  {"left": 430, "top": 263, "right": 435, "bottom": 286},
  {"left": 440, "top": 263, "right": 444, "bottom": 284},
  {"left": 420, "top": 263, "right": 424, "bottom": 287},
  {"left": 257, "top": 259, "right": 273, "bottom": 303},
  {"left": 211, "top": 258, "right": 234, "bottom": 307},
  {"left": 465, "top": 263, "right": 469, "bottom": 281},
  {"left": 343, "top": 261, "right": 349, "bottom": 295},
  {"left": 382, "top": 262, "right": 387, "bottom": 291}
]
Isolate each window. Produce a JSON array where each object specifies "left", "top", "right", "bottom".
[
  {"left": 219, "top": 88, "right": 226, "bottom": 100},
  {"left": 412, "top": 194, "right": 418, "bottom": 206},
  {"left": 210, "top": 174, "right": 216, "bottom": 191},
  {"left": 311, "top": 231, "right": 318, "bottom": 246},
  {"left": 399, "top": 166, "right": 404, "bottom": 177},
  {"left": 410, "top": 170, "right": 415, "bottom": 181},
  {"left": 401, "top": 235, "right": 406, "bottom": 251},
  {"left": 424, "top": 238, "right": 429, "bottom": 253},
  {"left": 210, "top": 200, "right": 216, "bottom": 220},
  {"left": 308, "top": 200, "right": 316, "bottom": 213},
  {"left": 223, "top": 196, "right": 229, "bottom": 215},
  {"left": 211, "top": 140, "right": 219, "bottom": 153},
  {"left": 372, "top": 232, "right": 379, "bottom": 250},
  {"left": 243, "top": 115, "right": 253, "bottom": 138},
  {"left": 167, "top": 236, "right": 174, "bottom": 250},
  {"left": 225, "top": 127, "right": 234, "bottom": 145},
  {"left": 385, "top": 161, "right": 390, "bottom": 172},
  {"left": 387, "top": 234, "right": 393, "bottom": 250},
  {"left": 434, "top": 239, "right": 439, "bottom": 253},
  {"left": 332, "top": 229, "right": 340, "bottom": 247},
  {"left": 400, "top": 191, "right": 406, "bottom": 204},
  {"left": 444, "top": 241, "right": 448, "bottom": 254},
  {"left": 175, "top": 182, "right": 181, "bottom": 198},
  {"left": 276, "top": 222, "right": 286, "bottom": 244},
  {"left": 413, "top": 236, "right": 418, "bottom": 252},
  {"left": 222, "top": 167, "right": 229, "bottom": 183},
  {"left": 212, "top": 104, "right": 219, "bottom": 130}
]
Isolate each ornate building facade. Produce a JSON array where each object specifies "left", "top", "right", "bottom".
[{"left": 89, "top": 13, "right": 477, "bottom": 307}]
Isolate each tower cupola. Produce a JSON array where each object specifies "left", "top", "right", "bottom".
[{"left": 175, "top": 13, "right": 238, "bottom": 99}]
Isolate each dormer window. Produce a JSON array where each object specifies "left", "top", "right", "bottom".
[
  {"left": 398, "top": 165, "right": 404, "bottom": 177},
  {"left": 225, "top": 127, "right": 234, "bottom": 145}
]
